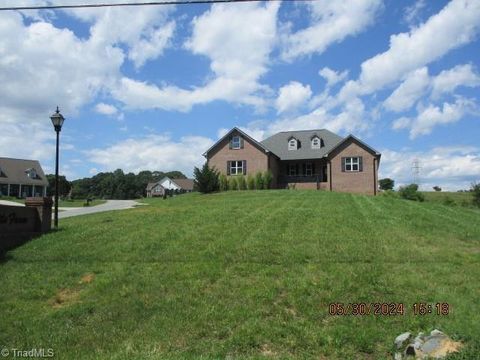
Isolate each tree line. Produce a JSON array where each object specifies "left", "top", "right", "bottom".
[{"left": 46, "top": 169, "right": 186, "bottom": 200}]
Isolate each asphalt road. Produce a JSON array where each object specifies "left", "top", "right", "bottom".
[
  {"left": 0, "top": 199, "right": 143, "bottom": 218},
  {"left": 58, "top": 200, "right": 142, "bottom": 218}
]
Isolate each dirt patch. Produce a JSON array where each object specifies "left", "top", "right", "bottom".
[
  {"left": 260, "top": 344, "right": 277, "bottom": 357},
  {"left": 50, "top": 273, "right": 96, "bottom": 308},
  {"left": 50, "top": 288, "right": 81, "bottom": 308},
  {"left": 80, "top": 273, "right": 95, "bottom": 284}
]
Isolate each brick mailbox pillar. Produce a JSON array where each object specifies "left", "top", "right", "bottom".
[{"left": 25, "top": 197, "right": 53, "bottom": 233}]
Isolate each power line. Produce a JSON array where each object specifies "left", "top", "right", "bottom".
[{"left": 0, "top": 0, "right": 316, "bottom": 11}]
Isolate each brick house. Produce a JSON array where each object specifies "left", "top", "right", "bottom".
[
  {"left": 204, "top": 127, "right": 381, "bottom": 195},
  {"left": 0, "top": 157, "right": 48, "bottom": 198}
]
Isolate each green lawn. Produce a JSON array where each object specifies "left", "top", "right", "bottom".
[
  {"left": 421, "top": 191, "right": 473, "bottom": 207},
  {"left": 1, "top": 191, "right": 479, "bottom": 359}
]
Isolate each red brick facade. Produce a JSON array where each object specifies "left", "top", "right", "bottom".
[{"left": 205, "top": 128, "right": 380, "bottom": 195}]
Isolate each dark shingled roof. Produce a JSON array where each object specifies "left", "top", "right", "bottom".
[
  {"left": 260, "top": 129, "right": 344, "bottom": 160},
  {"left": 0, "top": 157, "right": 48, "bottom": 186},
  {"left": 171, "top": 178, "right": 194, "bottom": 191}
]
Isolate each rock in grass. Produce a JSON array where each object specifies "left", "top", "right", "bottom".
[{"left": 395, "top": 332, "right": 411, "bottom": 348}]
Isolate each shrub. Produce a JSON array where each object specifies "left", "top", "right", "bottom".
[
  {"left": 379, "top": 178, "right": 394, "bottom": 191},
  {"left": 433, "top": 186, "right": 442, "bottom": 192},
  {"left": 471, "top": 182, "right": 480, "bottom": 207},
  {"left": 263, "top": 171, "right": 273, "bottom": 190},
  {"left": 237, "top": 175, "right": 247, "bottom": 190},
  {"left": 442, "top": 196, "right": 455, "bottom": 206},
  {"left": 247, "top": 175, "right": 255, "bottom": 190},
  {"left": 398, "top": 184, "right": 424, "bottom": 202},
  {"left": 381, "top": 189, "right": 398, "bottom": 198},
  {"left": 255, "top": 172, "right": 264, "bottom": 190},
  {"left": 228, "top": 177, "right": 238, "bottom": 191},
  {"left": 219, "top": 174, "right": 228, "bottom": 191},
  {"left": 193, "top": 163, "right": 220, "bottom": 194}
]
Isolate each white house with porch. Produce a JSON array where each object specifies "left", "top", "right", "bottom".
[{"left": 0, "top": 157, "right": 48, "bottom": 198}]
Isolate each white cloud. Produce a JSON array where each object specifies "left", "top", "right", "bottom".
[
  {"left": 393, "top": 97, "right": 477, "bottom": 138},
  {"left": 276, "top": 81, "right": 312, "bottom": 114},
  {"left": 340, "top": 0, "right": 480, "bottom": 99},
  {"left": 319, "top": 67, "right": 349, "bottom": 87},
  {"left": 87, "top": 134, "right": 214, "bottom": 176},
  {"left": 384, "top": 67, "right": 430, "bottom": 112},
  {"left": 380, "top": 146, "right": 480, "bottom": 190},
  {"left": 95, "top": 103, "right": 118, "bottom": 116},
  {"left": 113, "top": 2, "right": 279, "bottom": 112},
  {"left": 66, "top": 3, "right": 175, "bottom": 69},
  {"left": 403, "top": 0, "right": 427, "bottom": 27},
  {"left": 281, "top": 0, "right": 382, "bottom": 61},
  {"left": 431, "top": 63, "right": 480, "bottom": 99}
]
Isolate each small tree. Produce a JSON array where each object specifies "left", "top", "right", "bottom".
[
  {"left": 193, "top": 163, "right": 219, "bottom": 194},
  {"left": 263, "top": 171, "right": 273, "bottom": 190},
  {"left": 471, "top": 182, "right": 480, "bottom": 207},
  {"left": 379, "top": 178, "right": 394, "bottom": 191},
  {"left": 433, "top": 186, "right": 442, "bottom": 192},
  {"left": 228, "top": 177, "right": 238, "bottom": 191},
  {"left": 237, "top": 175, "right": 247, "bottom": 190},
  {"left": 219, "top": 174, "right": 228, "bottom": 191},
  {"left": 255, "top": 171, "right": 264, "bottom": 190},
  {"left": 247, "top": 175, "right": 255, "bottom": 190},
  {"left": 398, "top": 184, "right": 424, "bottom": 202}
]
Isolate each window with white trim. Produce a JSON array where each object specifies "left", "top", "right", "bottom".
[
  {"left": 311, "top": 137, "right": 320, "bottom": 149},
  {"left": 345, "top": 157, "right": 360, "bottom": 171},
  {"left": 230, "top": 160, "right": 244, "bottom": 175},
  {"left": 288, "top": 138, "right": 297, "bottom": 150},
  {"left": 232, "top": 136, "right": 241, "bottom": 149},
  {"left": 305, "top": 163, "right": 313, "bottom": 176}
]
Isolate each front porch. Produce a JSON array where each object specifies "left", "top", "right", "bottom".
[{"left": 276, "top": 160, "right": 329, "bottom": 190}]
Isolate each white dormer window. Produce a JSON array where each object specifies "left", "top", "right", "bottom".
[
  {"left": 232, "top": 136, "right": 241, "bottom": 149},
  {"left": 311, "top": 136, "right": 324, "bottom": 149},
  {"left": 288, "top": 138, "right": 297, "bottom": 150},
  {"left": 26, "top": 168, "right": 37, "bottom": 179}
]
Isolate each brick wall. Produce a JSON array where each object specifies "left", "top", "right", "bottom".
[
  {"left": 329, "top": 139, "right": 378, "bottom": 195},
  {"left": 207, "top": 130, "right": 269, "bottom": 177}
]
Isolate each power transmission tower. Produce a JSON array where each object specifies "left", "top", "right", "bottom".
[{"left": 412, "top": 158, "right": 421, "bottom": 186}]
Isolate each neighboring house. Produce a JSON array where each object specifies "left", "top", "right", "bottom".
[
  {"left": 0, "top": 157, "right": 48, "bottom": 198},
  {"left": 146, "top": 177, "right": 194, "bottom": 197},
  {"left": 204, "top": 127, "right": 381, "bottom": 195},
  {"left": 146, "top": 182, "right": 165, "bottom": 198}
]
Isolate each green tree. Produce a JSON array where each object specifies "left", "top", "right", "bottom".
[
  {"left": 263, "top": 171, "right": 273, "bottom": 189},
  {"left": 46, "top": 174, "right": 72, "bottom": 198},
  {"left": 193, "top": 163, "right": 219, "bottom": 194},
  {"left": 228, "top": 177, "right": 238, "bottom": 191},
  {"left": 255, "top": 172, "right": 264, "bottom": 190},
  {"left": 398, "top": 184, "right": 424, "bottom": 202},
  {"left": 471, "top": 182, "right": 480, "bottom": 207},
  {"left": 379, "top": 178, "right": 394, "bottom": 191},
  {"left": 237, "top": 175, "right": 247, "bottom": 190},
  {"left": 219, "top": 174, "right": 228, "bottom": 191},
  {"left": 246, "top": 175, "right": 255, "bottom": 190}
]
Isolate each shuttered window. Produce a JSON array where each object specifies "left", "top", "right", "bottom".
[
  {"left": 228, "top": 160, "right": 245, "bottom": 175},
  {"left": 342, "top": 157, "right": 363, "bottom": 172}
]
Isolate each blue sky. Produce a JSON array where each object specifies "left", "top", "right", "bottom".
[{"left": 0, "top": 0, "right": 479, "bottom": 190}]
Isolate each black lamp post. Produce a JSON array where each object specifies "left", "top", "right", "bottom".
[{"left": 50, "top": 106, "right": 65, "bottom": 229}]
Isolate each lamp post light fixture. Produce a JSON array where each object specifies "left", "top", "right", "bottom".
[{"left": 50, "top": 106, "right": 65, "bottom": 229}]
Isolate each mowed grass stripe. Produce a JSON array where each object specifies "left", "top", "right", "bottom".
[{"left": 1, "top": 190, "right": 479, "bottom": 359}]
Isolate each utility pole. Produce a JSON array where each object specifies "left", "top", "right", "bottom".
[{"left": 412, "top": 158, "right": 421, "bottom": 186}]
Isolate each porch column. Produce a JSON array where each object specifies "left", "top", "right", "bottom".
[
  {"left": 19, "top": 184, "right": 22, "bottom": 197},
  {"left": 43, "top": 186, "right": 47, "bottom": 197},
  {"left": 7, "top": 184, "right": 10, "bottom": 196}
]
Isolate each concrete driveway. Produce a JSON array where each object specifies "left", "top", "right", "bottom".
[{"left": 58, "top": 200, "right": 143, "bottom": 218}]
